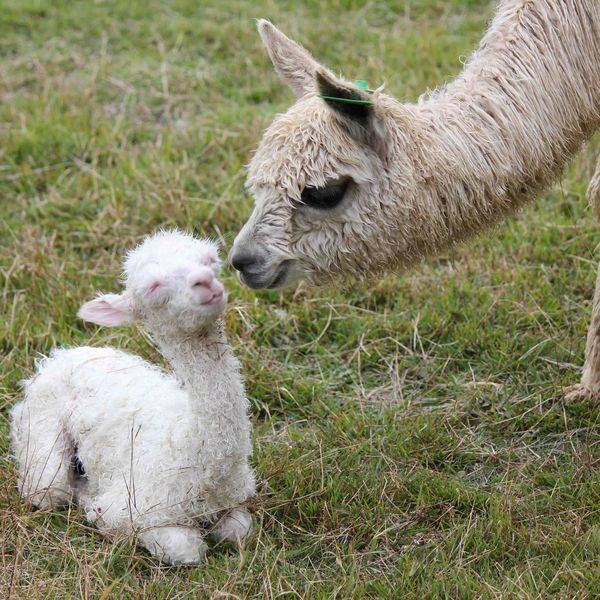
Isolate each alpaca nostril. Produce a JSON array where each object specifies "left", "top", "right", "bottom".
[
  {"left": 188, "top": 268, "right": 214, "bottom": 289},
  {"left": 230, "top": 251, "right": 260, "bottom": 273}
]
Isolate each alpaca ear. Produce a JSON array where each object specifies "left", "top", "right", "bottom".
[
  {"left": 78, "top": 293, "right": 134, "bottom": 327},
  {"left": 257, "top": 19, "right": 326, "bottom": 98},
  {"left": 316, "top": 70, "right": 373, "bottom": 124}
]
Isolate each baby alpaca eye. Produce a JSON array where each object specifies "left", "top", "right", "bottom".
[
  {"left": 142, "top": 278, "right": 169, "bottom": 306},
  {"left": 300, "top": 177, "right": 351, "bottom": 210}
]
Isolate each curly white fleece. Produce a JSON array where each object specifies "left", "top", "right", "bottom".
[{"left": 10, "top": 231, "right": 255, "bottom": 565}]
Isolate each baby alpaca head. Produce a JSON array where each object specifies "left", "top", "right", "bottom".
[{"left": 78, "top": 230, "right": 226, "bottom": 335}]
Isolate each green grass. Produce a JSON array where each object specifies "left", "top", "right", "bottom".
[{"left": 1, "top": 0, "right": 599, "bottom": 597}]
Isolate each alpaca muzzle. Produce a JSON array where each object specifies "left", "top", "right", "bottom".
[{"left": 229, "top": 245, "right": 291, "bottom": 289}]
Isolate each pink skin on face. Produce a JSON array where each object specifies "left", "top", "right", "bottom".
[{"left": 186, "top": 266, "right": 226, "bottom": 307}]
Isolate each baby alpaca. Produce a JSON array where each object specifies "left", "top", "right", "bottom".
[{"left": 10, "top": 230, "right": 255, "bottom": 565}]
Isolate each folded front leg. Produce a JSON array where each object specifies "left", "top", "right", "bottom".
[
  {"left": 138, "top": 526, "right": 208, "bottom": 565},
  {"left": 210, "top": 508, "right": 253, "bottom": 546}
]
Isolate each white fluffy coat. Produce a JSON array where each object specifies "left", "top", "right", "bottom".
[{"left": 10, "top": 231, "right": 255, "bottom": 564}]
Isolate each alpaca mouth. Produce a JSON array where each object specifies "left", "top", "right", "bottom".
[
  {"left": 199, "top": 290, "right": 225, "bottom": 306},
  {"left": 240, "top": 260, "right": 291, "bottom": 290}
]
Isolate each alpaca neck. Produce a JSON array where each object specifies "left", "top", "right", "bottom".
[
  {"left": 152, "top": 322, "right": 252, "bottom": 479},
  {"left": 390, "top": 0, "right": 600, "bottom": 261}
]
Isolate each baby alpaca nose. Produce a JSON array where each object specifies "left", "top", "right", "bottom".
[{"left": 187, "top": 267, "right": 214, "bottom": 289}]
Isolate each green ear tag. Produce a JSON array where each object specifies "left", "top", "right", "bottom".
[{"left": 318, "top": 79, "right": 375, "bottom": 105}]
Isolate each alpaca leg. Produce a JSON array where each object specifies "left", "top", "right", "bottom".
[
  {"left": 17, "top": 441, "right": 72, "bottom": 509},
  {"left": 565, "top": 161, "right": 600, "bottom": 400},
  {"left": 210, "top": 508, "right": 253, "bottom": 545},
  {"left": 88, "top": 508, "right": 208, "bottom": 565},
  {"left": 137, "top": 526, "right": 208, "bottom": 565},
  {"left": 9, "top": 403, "right": 72, "bottom": 509},
  {"left": 565, "top": 262, "right": 600, "bottom": 400},
  {"left": 85, "top": 486, "right": 207, "bottom": 565}
]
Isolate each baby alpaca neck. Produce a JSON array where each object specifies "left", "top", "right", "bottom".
[{"left": 153, "top": 321, "right": 252, "bottom": 481}]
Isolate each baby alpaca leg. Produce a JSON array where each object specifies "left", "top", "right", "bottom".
[
  {"left": 85, "top": 486, "right": 207, "bottom": 565},
  {"left": 566, "top": 161, "right": 600, "bottom": 400},
  {"left": 210, "top": 508, "right": 253, "bottom": 545},
  {"left": 137, "top": 526, "right": 208, "bottom": 565},
  {"left": 10, "top": 404, "right": 72, "bottom": 509}
]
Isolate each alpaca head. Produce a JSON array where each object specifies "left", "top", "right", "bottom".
[
  {"left": 230, "top": 20, "right": 417, "bottom": 289},
  {"left": 78, "top": 230, "right": 226, "bottom": 334}
]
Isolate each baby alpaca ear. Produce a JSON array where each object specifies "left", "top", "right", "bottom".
[
  {"left": 258, "top": 19, "right": 328, "bottom": 98},
  {"left": 78, "top": 293, "right": 134, "bottom": 327}
]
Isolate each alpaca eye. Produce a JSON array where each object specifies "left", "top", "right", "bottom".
[{"left": 300, "top": 177, "right": 350, "bottom": 210}]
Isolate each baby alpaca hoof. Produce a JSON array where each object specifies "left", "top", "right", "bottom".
[
  {"left": 562, "top": 383, "right": 600, "bottom": 402},
  {"left": 211, "top": 508, "right": 253, "bottom": 546},
  {"left": 138, "top": 526, "right": 208, "bottom": 565}
]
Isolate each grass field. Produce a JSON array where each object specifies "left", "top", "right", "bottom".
[{"left": 1, "top": 0, "right": 600, "bottom": 597}]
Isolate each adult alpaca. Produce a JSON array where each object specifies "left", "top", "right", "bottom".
[{"left": 230, "top": 1, "right": 600, "bottom": 397}]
